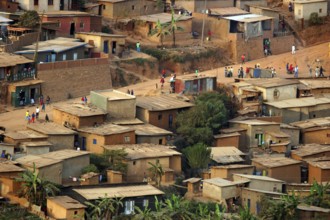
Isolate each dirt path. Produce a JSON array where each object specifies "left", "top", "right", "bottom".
[{"left": 1, "top": 42, "right": 329, "bottom": 132}]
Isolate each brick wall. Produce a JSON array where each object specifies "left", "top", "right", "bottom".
[
  {"left": 38, "top": 58, "right": 112, "bottom": 102},
  {"left": 0, "top": 32, "right": 39, "bottom": 53}
]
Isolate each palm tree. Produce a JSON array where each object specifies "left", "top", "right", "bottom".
[
  {"left": 148, "top": 160, "right": 164, "bottom": 187},
  {"left": 149, "top": 19, "right": 170, "bottom": 47},
  {"left": 15, "top": 163, "right": 60, "bottom": 208},
  {"left": 168, "top": 9, "right": 184, "bottom": 47}
]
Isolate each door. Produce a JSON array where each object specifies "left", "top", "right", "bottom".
[
  {"left": 112, "top": 41, "right": 116, "bottom": 54},
  {"left": 103, "top": 40, "right": 109, "bottom": 53},
  {"left": 30, "top": 88, "right": 35, "bottom": 100},
  {"left": 81, "top": 137, "right": 86, "bottom": 150},
  {"left": 51, "top": 54, "right": 56, "bottom": 62},
  {"left": 256, "top": 133, "right": 264, "bottom": 147},
  {"left": 60, "top": 0, "right": 64, "bottom": 10},
  {"left": 70, "top": 22, "right": 75, "bottom": 35}
]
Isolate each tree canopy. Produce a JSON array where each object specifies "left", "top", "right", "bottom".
[
  {"left": 183, "top": 143, "right": 211, "bottom": 170},
  {"left": 18, "top": 10, "right": 40, "bottom": 28},
  {"left": 176, "top": 92, "right": 228, "bottom": 145}
]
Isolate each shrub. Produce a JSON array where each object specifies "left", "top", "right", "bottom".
[{"left": 309, "top": 12, "right": 323, "bottom": 25}]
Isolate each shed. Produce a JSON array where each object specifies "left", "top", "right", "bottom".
[
  {"left": 233, "top": 174, "right": 284, "bottom": 192},
  {"left": 291, "top": 144, "right": 330, "bottom": 162},
  {"left": 4, "top": 130, "right": 48, "bottom": 147},
  {"left": 47, "top": 196, "right": 86, "bottom": 220},
  {"left": 174, "top": 75, "right": 217, "bottom": 95},
  {"left": 0, "top": 161, "right": 25, "bottom": 196},
  {"left": 214, "top": 132, "right": 240, "bottom": 148},
  {"left": 210, "top": 164, "right": 255, "bottom": 180},
  {"left": 128, "top": 123, "right": 173, "bottom": 145},
  {"left": 210, "top": 147, "right": 245, "bottom": 165}
]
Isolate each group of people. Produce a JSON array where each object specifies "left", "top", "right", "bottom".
[
  {"left": 25, "top": 106, "right": 49, "bottom": 124},
  {"left": 308, "top": 65, "right": 326, "bottom": 77},
  {"left": 286, "top": 63, "right": 299, "bottom": 77},
  {"left": 127, "top": 89, "right": 134, "bottom": 95},
  {"left": 81, "top": 96, "right": 88, "bottom": 104},
  {"left": 224, "top": 66, "right": 247, "bottom": 78}
]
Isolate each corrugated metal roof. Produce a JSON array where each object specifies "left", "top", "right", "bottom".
[
  {"left": 223, "top": 14, "right": 273, "bottom": 22},
  {"left": 291, "top": 144, "right": 330, "bottom": 157},
  {"left": 0, "top": 53, "right": 33, "bottom": 67},
  {"left": 211, "top": 147, "right": 245, "bottom": 164},
  {"left": 203, "top": 178, "right": 249, "bottom": 187},
  {"left": 5, "top": 130, "right": 48, "bottom": 140},
  {"left": 290, "top": 117, "right": 330, "bottom": 129},
  {"left": 53, "top": 102, "right": 107, "bottom": 117},
  {"left": 129, "top": 123, "right": 173, "bottom": 136},
  {"left": 41, "top": 149, "right": 89, "bottom": 160},
  {"left": 243, "top": 78, "right": 299, "bottom": 88},
  {"left": 252, "top": 157, "right": 301, "bottom": 168},
  {"left": 0, "top": 163, "right": 25, "bottom": 173},
  {"left": 78, "top": 123, "right": 134, "bottom": 135},
  {"left": 210, "top": 7, "right": 249, "bottom": 16},
  {"left": 265, "top": 97, "right": 330, "bottom": 109},
  {"left": 73, "top": 184, "right": 164, "bottom": 200},
  {"left": 300, "top": 80, "right": 330, "bottom": 89},
  {"left": 136, "top": 95, "right": 194, "bottom": 111},
  {"left": 233, "top": 174, "right": 285, "bottom": 182},
  {"left": 16, "top": 155, "right": 62, "bottom": 168},
  {"left": 27, "top": 122, "right": 77, "bottom": 135},
  {"left": 308, "top": 160, "right": 330, "bottom": 169},
  {"left": 135, "top": 13, "right": 192, "bottom": 24}
]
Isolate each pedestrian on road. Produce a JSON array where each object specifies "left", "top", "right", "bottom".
[
  {"left": 241, "top": 54, "right": 245, "bottom": 64},
  {"left": 39, "top": 95, "right": 44, "bottom": 105},
  {"left": 45, "top": 114, "right": 50, "bottom": 123},
  {"left": 25, "top": 110, "right": 29, "bottom": 121},
  {"left": 36, "top": 107, "right": 40, "bottom": 119},
  {"left": 315, "top": 66, "right": 320, "bottom": 77},
  {"left": 160, "top": 77, "right": 165, "bottom": 89},
  {"left": 292, "top": 45, "right": 296, "bottom": 54},
  {"left": 294, "top": 65, "right": 299, "bottom": 78},
  {"left": 320, "top": 66, "right": 325, "bottom": 77},
  {"left": 136, "top": 42, "right": 141, "bottom": 52},
  {"left": 308, "top": 65, "right": 313, "bottom": 77},
  {"left": 31, "top": 112, "right": 35, "bottom": 123},
  {"left": 46, "top": 96, "right": 50, "bottom": 105},
  {"left": 84, "top": 96, "right": 88, "bottom": 104},
  {"left": 31, "top": 98, "right": 35, "bottom": 106},
  {"left": 42, "top": 103, "right": 45, "bottom": 112}
]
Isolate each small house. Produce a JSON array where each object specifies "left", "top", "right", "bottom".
[
  {"left": 233, "top": 174, "right": 285, "bottom": 192},
  {"left": 0, "top": 161, "right": 25, "bottom": 196},
  {"left": 183, "top": 178, "right": 202, "bottom": 194},
  {"left": 0, "top": 143, "right": 15, "bottom": 157},
  {"left": 297, "top": 205, "right": 330, "bottom": 220},
  {"left": 136, "top": 95, "right": 194, "bottom": 130},
  {"left": 214, "top": 132, "right": 240, "bottom": 148},
  {"left": 291, "top": 144, "right": 330, "bottom": 162},
  {"left": 67, "top": 183, "right": 164, "bottom": 215},
  {"left": 27, "top": 122, "right": 77, "bottom": 151},
  {"left": 103, "top": 144, "right": 181, "bottom": 183},
  {"left": 78, "top": 123, "right": 135, "bottom": 153},
  {"left": 308, "top": 158, "right": 330, "bottom": 183},
  {"left": 129, "top": 123, "right": 173, "bottom": 145},
  {"left": 252, "top": 157, "right": 302, "bottom": 183},
  {"left": 16, "top": 154, "right": 63, "bottom": 184},
  {"left": 174, "top": 75, "right": 217, "bottom": 95},
  {"left": 210, "top": 147, "right": 245, "bottom": 165},
  {"left": 298, "top": 80, "right": 330, "bottom": 98},
  {"left": 75, "top": 32, "right": 126, "bottom": 57},
  {"left": 220, "top": 127, "right": 248, "bottom": 152},
  {"left": 175, "top": 0, "right": 233, "bottom": 13},
  {"left": 4, "top": 130, "right": 48, "bottom": 147},
  {"left": 19, "top": 141, "right": 52, "bottom": 155},
  {"left": 247, "top": 5, "right": 281, "bottom": 30},
  {"left": 15, "top": 38, "right": 87, "bottom": 63},
  {"left": 294, "top": 0, "right": 328, "bottom": 21},
  {"left": 290, "top": 117, "right": 330, "bottom": 144},
  {"left": 264, "top": 130, "right": 291, "bottom": 153},
  {"left": 280, "top": 123, "right": 300, "bottom": 146},
  {"left": 264, "top": 97, "right": 330, "bottom": 124},
  {"left": 90, "top": 89, "right": 136, "bottom": 119},
  {"left": 16, "top": 0, "right": 60, "bottom": 11},
  {"left": 52, "top": 102, "right": 107, "bottom": 129},
  {"left": 80, "top": 172, "right": 100, "bottom": 185},
  {"left": 47, "top": 196, "right": 86, "bottom": 220},
  {"left": 210, "top": 164, "right": 255, "bottom": 180},
  {"left": 40, "top": 149, "right": 90, "bottom": 184}
]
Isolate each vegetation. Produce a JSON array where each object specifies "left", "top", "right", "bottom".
[
  {"left": 85, "top": 196, "right": 123, "bottom": 220},
  {"left": 149, "top": 19, "right": 170, "bottom": 47},
  {"left": 148, "top": 160, "right": 165, "bottom": 187},
  {"left": 18, "top": 10, "right": 40, "bottom": 28},
  {"left": 183, "top": 143, "right": 211, "bottom": 176},
  {"left": 305, "top": 181, "right": 330, "bottom": 208},
  {"left": 309, "top": 12, "right": 323, "bottom": 25},
  {"left": 81, "top": 164, "right": 99, "bottom": 174},
  {"left": 0, "top": 203, "right": 41, "bottom": 220},
  {"left": 168, "top": 9, "right": 184, "bottom": 47},
  {"left": 15, "top": 163, "right": 60, "bottom": 209},
  {"left": 176, "top": 92, "right": 229, "bottom": 145}
]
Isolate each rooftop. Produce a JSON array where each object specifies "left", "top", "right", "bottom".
[
  {"left": 43, "top": 10, "right": 98, "bottom": 17},
  {"left": 0, "top": 52, "right": 33, "bottom": 67},
  {"left": 247, "top": 5, "right": 281, "bottom": 12},
  {"left": 233, "top": 174, "right": 285, "bottom": 182},
  {"left": 211, "top": 164, "right": 254, "bottom": 169},
  {"left": 103, "top": 143, "right": 181, "bottom": 160},
  {"left": 73, "top": 184, "right": 164, "bottom": 200},
  {"left": 243, "top": 78, "right": 299, "bottom": 88},
  {"left": 134, "top": 13, "right": 192, "bottom": 24},
  {"left": 183, "top": 177, "right": 202, "bottom": 184},
  {"left": 265, "top": 131, "right": 290, "bottom": 138},
  {"left": 252, "top": 157, "right": 301, "bottom": 168},
  {"left": 214, "top": 132, "right": 241, "bottom": 139},
  {"left": 27, "top": 122, "right": 77, "bottom": 135},
  {"left": 136, "top": 95, "right": 194, "bottom": 111},
  {"left": 16, "top": 38, "right": 86, "bottom": 54},
  {"left": 78, "top": 123, "right": 134, "bottom": 135},
  {"left": 308, "top": 160, "right": 330, "bottom": 169},
  {"left": 203, "top": 178, "right": 249, "bottom": 187},
  {"left": 242, "top": 187, "right": 285, "bottom": 195},
  {"left": 297, "top": 205, "right": 330, "bottom": 213},
  {"left": 0, "top": 15, "right": 12, "bottom": 23},
  {"left": 291, "top": 144, "right": 330, "bottom": 158},
  {"left": 110, "top": 118, "right": 144, "bottom": 125},
  {"left": 20, "top": 141, "right": 52, "bottom": 147},
  {"left": 265, "top": 97, "right": 330, "bottom": 109},
  {"left": 4, "top": 130, "right": 48, "bottom": 140},
  {"left": 229, "top": 119, "right": 279, "bottom": 125},
  {"left": 53, "top": 102, "right": 107, "bottom": 117},
  {"left": 91, "top": 89, "right": 135, "bottom": 101},
  {"left": 300, "top": 79, "right": 330, "bottom": 89},
  {"left": 211, "top": 147, "right": 245, "bottom": 164},
  {"left": 129, "top": 123, "right": 173, "bottom": 136},
  {"left": 223, "top": 14, "right": 273, "bottom": 23},
  {"left": 7, "top": 79, "right": 43, "bottom": 87},
  {"left": 210, "top": 7, "right": 249, "bottom": 16},
  {"left": 294, "top": 0, "right": 327, "bottom": 4},
  {"left": 220, "top": 127, "right": 247, "bottom": 133},
  {"left": 16, "top": 155, "right": 62, "bottom": 168},
  {"left": 40, "top": 149, "right": 89, "bottom": 160},
  {"left": 0, "top": 163, "right": 25, "bottom": 173},
  {"left": 48, "top": 196, "right": 86, "bottom": 209},
  {"left": 290, "top": 117, "right": 330, "bottom": 130},
  {"left": 76, "top": 32, "right": 126, "bottom": 38}
]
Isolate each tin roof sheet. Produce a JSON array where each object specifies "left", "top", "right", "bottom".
[
  {"left": 27, "top": 122, "right": 77, "bottom": 135},
  {"left": 252, "top": 157, "right": 301, "bottom": 168},
  {"left": 265, "top": 97, "right": 330, "bottom": 109},
  {"left": 223, "top": 14, "right": 273, "bottom": 22},
  {"left": 291, "top": 144, "right": 330, "bottom": 157},
  {"left": 78, "top": 123, "right": 134, "bottom": 135},
  {"left": 0, "top": 53, "right": 33, "bottom": 67},
  {"left": 136, "top": 95, "right": 194, "bottom": 111},
  {"left": 53, "top": 102, "right": 107, "bottom": 117}
]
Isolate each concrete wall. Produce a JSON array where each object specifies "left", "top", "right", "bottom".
[
  {"left": 108, "top": 99, "right": 136, "bottom": 119},
  {"left": 47, "top": 135, "right": 75, "bottom": 151},
  {"left": 302, "top": 129, "right": 330, "bottom": 145},
  {"left": 149, "top": 109, "right": 184, "bottom": 130},
  {"left": 270, "top": 35, "right": 295, "bottom": 55},
  {"left": 249, "top": 8, "right": 280, "bottom": 30},
  {"left": 280, "top": 127, "right": 300, "bottom": 146},
  {"left": 38, "top": 58, "right": 112, "bottom": 103},
  {"left": 294, "top": 2, "right": 328, "bottom": 21},
  {"left": 21, "top": 163, "right": 63, "bottom": 185},
  {"left": 90, "top": 91, "right": 108, "bottom": 112},
  {"left": 256, "top": 84, "right": 298, "bottom": 102},
  {"left": 61, "top": 155, "right": 89, "bottom": 180},
  {"left": 233, "top": 175, "right": 283, "bottom": 192},
  {"left": 203, "top": 182, "right": 236, "bottom": 203},
  {"left": 175, "top": 0, "right": 233, "bottom": 12},
  {"left": 24, "top": 146, "right": 50, "bottom": 155}
]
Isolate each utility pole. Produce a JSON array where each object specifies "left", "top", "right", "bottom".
[
  {"left": 33, "top": 11, "right": 44, "bottom": 79},
  {"left": 200, "top": 0, "right": 207, "bottom": 46}
]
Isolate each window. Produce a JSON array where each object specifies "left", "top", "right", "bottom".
[
  {"left": 132, "top": 5, "right": 135, "bottom": 10},
  {"left": 34, "top": 0, "right": 38, "bottom": 5},
  {"left": 159, "top": 139, "right": 163, "bottom": 145},
  {"left": 93, "top": 139, "right": 97, "bottom": 144},
  {"left": 80, "top": 22, "right": 84, "bottom": 28},
  {"left": 143, "top": 199, "right": 149, "bottom": 207},
  {"left": 319, "top": 9, "right": 322, "bottom": 13},
  {"left": 133, "top": 161, "right": 136, "bottom": 165},
  {"left": 103, "top": 5, "right": 106, "bottom": 9},
  {"left": 73, "top": 53, "right": 78, "bottom": 60},
  {"left": 48, "top": 0, "right": 53, "bottom": 5},
  {"left": 62, "top": 54, "right": 66, "bottom": 61},
  {"left": 74, "top": 211, "right": 78, "bottom": 215},
  {"left": 124, "top": 136, "right": 130, "bottom": 143},
  {"left": 158, "top": 114, "right": 162, "bottom": 120},
  {"left": 125, "top": 200, "right": 135, "bottom": 215}
]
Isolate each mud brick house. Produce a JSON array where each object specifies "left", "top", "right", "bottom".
[
  {"left": 133, "top": 13, "right": 192, "bottom": 44},
  {"left": 128, "top": 123, "right": 173, "bottom": 145},
  {"left": 280, "top": 123, "right": 300, "bottom": 146},
  {"left": 27, "top": 122, "right": 77, "bottom": 151},
  {"left": 210, "top": 147, "right": 245, "bottom": 165},
  {"left": 308, "top": 158, "right": 330, "bottom": 183},
  {"left": 19, "top": 141, "right": 52, "bottom": 155},
  {"left": 52, "top": 102, "right": 107, "bottom": 129},
  {"left": 40, "top": 149, "right": 90, "bottom": 184},
  {"left": 290, "top": 117, "right": 330, "bottom": 145},
  {"left": 103, "top": 144, "right": 181, "bottom": 183},
  {"left": 90, "top": 89, "right": 136, "bottom": 119},
  {"left": 214, "top": 132, "right": 240, "bottom": 148},
  {"left": 40, "top": 11, "right": 101, "bottom": 37},
  {"left": 77, "top": 123, "right": 135, "bottom": 153},
  {"left": 66, "top": 183, "right": 164, "bottom": 215},
  {"left": 47, "top": 196, "right": 86, "bottom": 220},
  {"left": 0, "top": 161, "right": 25, "bottom": 196},
  {"left": 0, "top": 53, "right": 42, "bottom": 107},
  {"left": 0, "top": 0, "right": 19, "bottom": 12},
  {"left": 16, "top": 154, "right": 63, "bottom": 184},
  {"left": 297, "top": 205, "right": 330, "bottom": 220},
  {"left": 136, "top": 95, "right": 194, "bottom": 130},
  {"left": 252, "top": 157, "right": 302, "bottom": 183},
  {"left": 298, "top": 80, "right": 330, "bottom": 98},
  {"left": 233, "top": 174, "right": 285, "bottom": 192},
  {"left": 97, "top": 0, "right": 163, "bottom": 19},
  {"left": 75, "top": 32, "right": 126, "bottom": 57},
  {"left": 264, "top": 97, "right": 330, "bottom": 124},
  {"left": 210, "top": 164, "right": 255, "bottom": 180},
  {"left": 228, "top": 119, "right": 281, "bottom": 149},
  {"left": 294, "top": 0, "right": 328, "bottom": 21},
  {"left": 264, "top": 130, "right": 291, "bottom": 153},
  {"left": 174, "top": 75, "right": 217, "bottom": 95},
  {"left": 220, "top": 127, "right": 247, "bottom": 152},
  {"left": 175, "top": 0, "right": 234, "bottom": 13},
  {"left": 15, "top": 38, "right": 87, "bottom": 63},
  {"left": 291, "top": 144, "right": 330, "bottom": 162},
  {"left": 4, "top": 130, "right": 48, "bottom": 147}
]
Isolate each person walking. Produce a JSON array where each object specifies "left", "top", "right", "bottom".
[
  {"left": 320, "top": 66, "right": 325, "bottom": 77},
  {"left": 308, "top": 65, "right": 313, "bottom": 77},
  {"left": 42, "top": 102, "right": 45, "bottom": 112},
  {"left": 25, "top": 110, "right": 29, "bottom": 121},
  {"left": 160, "top": 77, "right": 165, "bottom": 89},
  {"left": 45, "top": 114, "right": 49, "bottom": 123},
  {"left": 315, "top": 66, "right": 320, "bottom": 77},
  {"left": 136, "top": 42, "right": 141, "bottom": 52},
  {"left": 84, "top": 96, "right": 87, "bottom": 104},
  {"left": 31, "top": 112, "right": 35, "bottom": 123},
  {"left": 241, "top": 54, "right": 245, "bottom": 64},
  {"left": 46, "top": 96, "right": 50, "bottom": 105},
  {"left": 294, "top": 65, "right": 299, "bottom": 78},
  {"left": 36, "top": 107, "right": 40, "bottom": 119},
  {"left": 292, "top": 45, "right": 296, "bottom": 54}
]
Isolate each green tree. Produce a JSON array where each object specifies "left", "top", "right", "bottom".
[
  {"left": 237, "top": 206, "right": 257, "bottom": 220},
  {"left": 163, "top": 194, "right": 193, "bottom": 220},
  {"left": 176, "top": 92, "right": 228, "bottom": 145},
  {"left": 149, "top": 19, "right": 170, "bottom": 47},
  {"left": 15, "top": 163, "right": 59, "bottom": 208},
  {"left": 18, "top": 10, "right": 40, "bottom": 28},
  {"left": 305, "top": 181, "right": 330, "bottom": 208},
  {"left": 183, "top": 143, "right": 211, "bottom": 176},
  {"left": 309, "top": 12, "right": 323, "bottom": 25},
  {"left": 81, "top": 164, "right": 99, "bottom": 174},
  {"left": 168, "top": 9, "right": 184, "bottom": 47},
  {"left": 85, "top": 195, "right": 123, "bottom": 220},
  {"left": 148, "top": 160, "right": 165, "bottom": 187}
]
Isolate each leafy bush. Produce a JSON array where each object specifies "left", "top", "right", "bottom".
[
  {"left": 309, "top": 12, "right": 323, "bottom": 25},
  {"left": 18, "top": 10, "right": 40, "bottom": 28},
  {"left": 81, "top": 164, "right": 99, "bottom": 174}
]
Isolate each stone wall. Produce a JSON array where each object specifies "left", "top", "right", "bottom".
[{"left": 38, "top": 58, "right": 112, "bottom": 102}]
